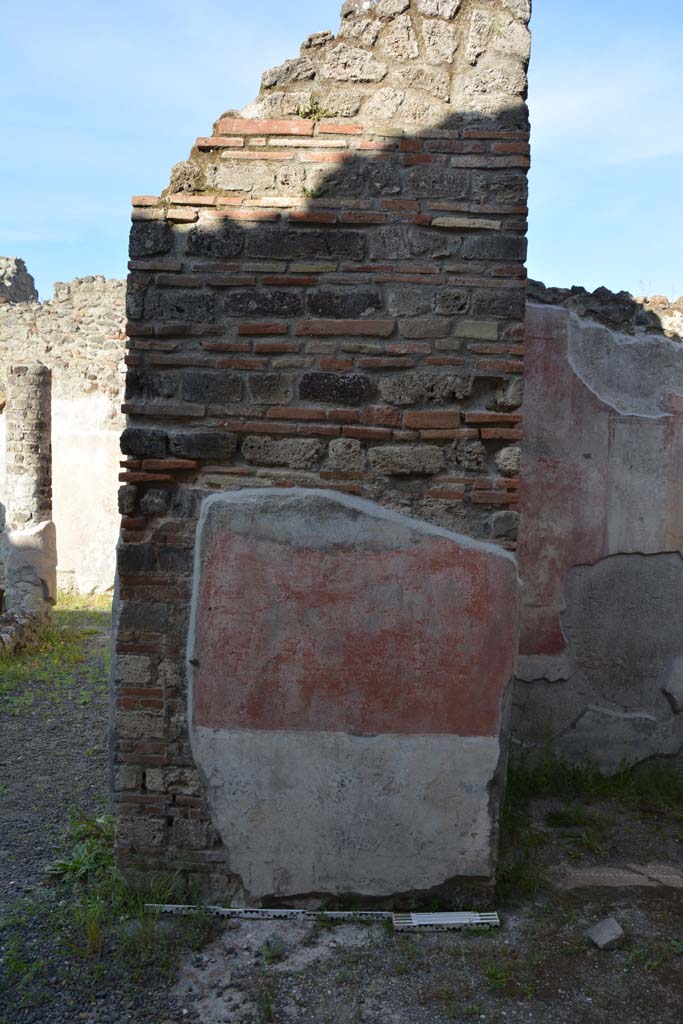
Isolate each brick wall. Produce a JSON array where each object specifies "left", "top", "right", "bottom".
[{"left": 113, "top": 0, "right": 531, "bottom": 895}]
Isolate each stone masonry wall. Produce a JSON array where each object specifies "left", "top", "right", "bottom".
[
  {"left": 0, "top": 265, "right": 127, "bottom": 592},
  {"left": 0, "top": 270, "right": 126, "bottom": 419},
  {"left": 112, "top": 0, "right": 531, "bottom": 898},
  {"left": 0, "top": 258, "right": 39, "bottom": 305}
]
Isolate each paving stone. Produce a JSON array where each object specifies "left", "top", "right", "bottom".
[{"left": 553, "top": 865, "right": 661, "bottom": 891}]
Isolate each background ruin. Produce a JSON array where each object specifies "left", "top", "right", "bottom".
[{"left": 0, "top": 258, "right": 125, "bottom": 595}]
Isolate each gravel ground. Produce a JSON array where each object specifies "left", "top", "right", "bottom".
[
  {"left": 0, "top": 600, "right": 201, "bottom": 1024},
  {"left": 174, "top": 894, "right": 683, "bottom": 1024},
  {"left": 2, "top": 599, "right": 683, "bottom": 1024},
  {"left": 0, "top": 695, "right": 107, "bottom": 904}
]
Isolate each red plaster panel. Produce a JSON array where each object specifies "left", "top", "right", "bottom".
[
  {"left": 518, "top": 304, "right": 683, "bottom": 660},
  {"left": 517, "top": 307, "right": 606, "bottom": 655},
  {"left": 192, "top": 505, "right": 516, "bottom": 738}
]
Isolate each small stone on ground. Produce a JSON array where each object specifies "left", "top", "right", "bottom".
[{"left": 587, "top": 916, "right": 625, "bottom": 950}]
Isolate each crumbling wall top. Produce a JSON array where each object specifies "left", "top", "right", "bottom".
[
  {"left": 167, "top": 0, "right": 532, "bottom": 199},
  {"left": 237, "top": 0, "right": 532, "bottom": 132},
  {"left": 240, "top": 0, "right": 531, "bottom": 131},
  {"left": 0, "top": 257, "right": 39, "bottom": 305},
  {"left": 0, "top": 271, "right": 127, "bottom": 418},
  {"left": 529, "top": 279, "right": 683, "bottom": 342}
]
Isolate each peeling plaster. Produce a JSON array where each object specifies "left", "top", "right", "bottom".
[
  {"left": 515, "top": 306, "right": 683, "bottom": 770},
  {"left": 568, "top": 314, "right": 683, "bottom": 419}
]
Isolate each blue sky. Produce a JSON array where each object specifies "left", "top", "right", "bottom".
[{"left": 2, "top": 0, "right": 682, "bottom": 300}]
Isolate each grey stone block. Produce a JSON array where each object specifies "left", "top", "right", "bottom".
[
  {"left": 185, "top": 224, "right": 244, "bottom": 258},
  {"left": 144, "top": 289, "right": 216, "bottom": 323},
  {"left": 125, "top": 371, "right": 176, "bottom": 402},
  {"left": 224, "top": 290, "right": 303, "bottom": 317},
  {"left": 496, "top": 377, "right": 524, "bottom": 410},
  {"left": 246, "top": 228, "right": 366, "bottom": 262},
  {"left": 368, "top": 224, "right": 456, "bottom": 261},
  {"left": 495, "top": 446, "right": 521, "bottom": 477},
  {"left": 434, "top": 289, "right": 470, "bottom": 315},
  {"left": 379, "top": 370, "right": 472, "bottom": 407},
  {"left": 587, "top": 918, "right": 625, "bottom": 950},
  {"left": 117, "top": 602, "right": 174, "bottom": 636},
  {"left": 492, "top": 511, "right": 519, "bottom": 540},
  {"left": 452, "top": 440, "right": 486, "bottom": 470},
  {"left": 463, "top": 234, "right": 528, "bottom": 261},
  {"left": 116, "top": 654, "right": 152, "bottom": 687},
  {"left": 375, "top": 0, "right": 410, "bottom": 17},
  {"left": 300, "top": 372, "right": 374, "bottom": 406},
  {"left": 261, "top": 57, "right": 316, "bottom": 89},
  {"left": 307, "top": 289, "right": 382, "bottom": 319},
  {"left": 180, "top": 370, "right": 242, "bottom": 405},
  {"left": 170, "top": 490, "right": 202, "bottom": 518},
  {"left": 400, "top": 317, "right": 451, "bottom": 339},
  {"left": 406, "top": 167, "right": 471, "bottom": 200},
  {"left": 423, "top": 18, "right": 457, "bottom": 65},
  {"left": 416, "top": 0, "right": 461, "bottom": 18},
  {"left": 369, "top": 445, "right": 445, "bottom": 476},
  {"left": 139, "top": 489, "right": 171, "bottom": 516},
  {"left": 386, "top": 285, "right": 432, "bottom": 317},
  {"left": 0, "top": 257, "right": 38, "bottom": 303},
  {"left": 120, "top": 428, "right": 168, "bottom": 459},
  {"left": 118, "top": 485, "right": 138, "bottom": 516},
  {"left": 129, "top": 222, "right": 173, "bottom": 258},
  {"left": 472, "top": 288, "right": 527, "bottom": 320},
  {"left": 472, "top": 171, "right": 528, "bottom": 207},
  {"left": 328, "top": 438, "right": 366, "bottom": 472},
  {"left": 248, "top": 373, "right": 295, "bottom": 405},
  {"left": 377, "top": 15, "right": 419, "bottom": 62},
  {"left": 320, "top": 43, "right": 388, "bottom": 83},
  {"left": 241, "top": 436, "right": 324, "bottom": 471},
  {"left": 168, "top": 431, "right": 237, "bottom": 461}
]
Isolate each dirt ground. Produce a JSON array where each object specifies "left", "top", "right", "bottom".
[
  {"left": 2, "top": 597, "right": 683, "bottom": 1024},
  {"left": 172, "top": 791, "right": 683, "bottom": 1024}
]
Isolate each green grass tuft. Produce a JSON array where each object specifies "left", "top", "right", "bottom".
[
  {"left": 498, "top": 751, "right": 683, "bottom": 901},
  {"left": 0, "top": 592, "right": 111, "bottom": 714},
  {"left": 506, "top": 751, "right": 683, "bottom": 814},
  {"left": 30, "top": 809, "right": 219, "bottom": 987}
]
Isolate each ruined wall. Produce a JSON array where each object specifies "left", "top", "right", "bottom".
[
  {"left": 113, "top": 0, "right": 531, "bottom": 901},
  {"left": 0, "top": 258, "right": 38, "bottom": 305},
  {"left": 0, "top": 268, "right": 126, "bottom": 592},
  {"left": 0, "top": 364, "right": 57, "bottom": 652},
  {"left": 514, "top": 287, "right": 683, "bottom": 771}
]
